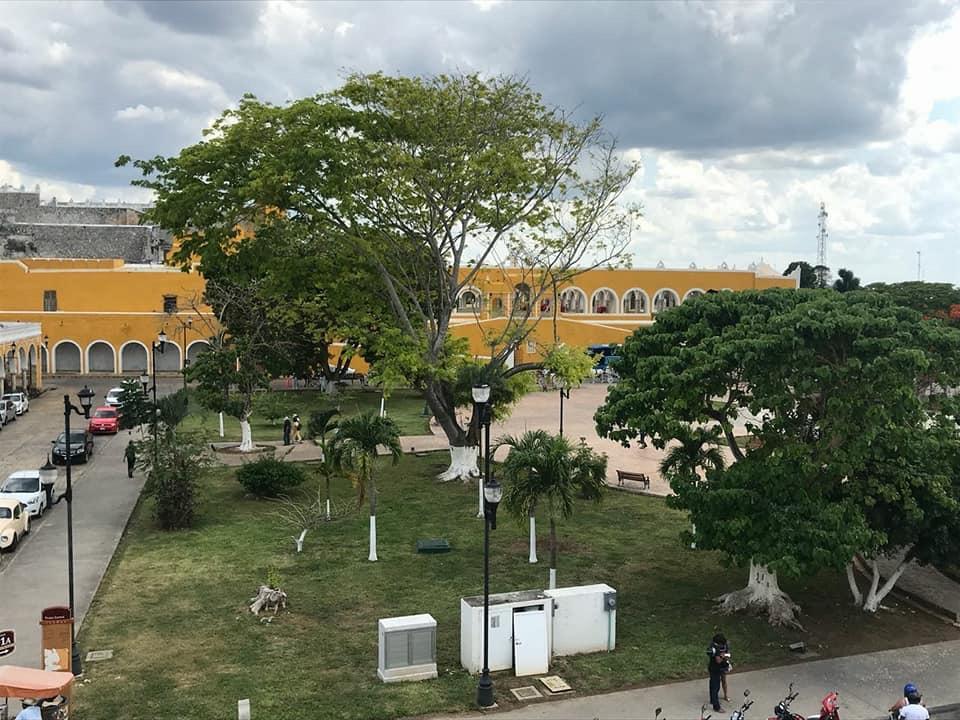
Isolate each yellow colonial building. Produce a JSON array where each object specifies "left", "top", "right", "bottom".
[
  {"left": 452, "top": 262, "right": 797, "bottom": 365},
  {"left": 0, "top": 256, "right": 796, "bottom": 380},
  {"left": 0, "top": 258, "right": 213, "bottom": 378}
]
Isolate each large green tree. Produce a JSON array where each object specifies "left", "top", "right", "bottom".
[
  {"left": 832, "top": 267, "right": 861, "bottom": 292},
  {"left": 121, "top": 72, "right": 639, "bottom": 482},
  {"left": 783, "top": 260, "right": 817, "bottom": 289},
  {"left": 867, "top": 281, "right": 960, "bottom": 324},
  {"left": 596, "top": 289, "right": 960, "bottom": 625}
]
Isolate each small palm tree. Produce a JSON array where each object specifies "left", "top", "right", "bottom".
[
  {"left": 331, "top": 412, "right": 402, "bottom": 561},
  {"left": 499, "top": 430, "right": 606, "bottom": 588},
  {"left": 309, "top": 408, "right": 340, "bottom": 520},
  {"left": 659, "top": 425, "right": 725, "bottom": 549},
  {"left": 833, "top": 268, "right": 861, "bottom": 293}
]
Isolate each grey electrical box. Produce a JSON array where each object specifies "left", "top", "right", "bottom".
[
  {"left": 603, "top": 591, "right": 617, "bottom": 611},
  {"left": 378, "top": 614, "right": 438, "bottom": 683}
]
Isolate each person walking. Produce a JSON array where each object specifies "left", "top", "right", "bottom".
[
  {"left": 293, "top": 414, "right": 302, "bottom": 444},
  {"left": 706, "top": 632, "right": 731, "bottom": 712},
  {"left": 123, "top": 438, "right": 137, "bottom": 479},
  {"left": 282, "top": 416, "right": 292, "bottom": 446}
]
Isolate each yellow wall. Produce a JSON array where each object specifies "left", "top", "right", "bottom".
[{"left": 0, "top": 258, "right": 796, "bottom": 376}]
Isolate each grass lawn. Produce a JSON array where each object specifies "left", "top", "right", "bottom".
[
  {"left": 179, "top": 386, "right": 430, "bottom": 442},
  {"left": 76, "top": 456, "right": 956, "bottom": 720}
]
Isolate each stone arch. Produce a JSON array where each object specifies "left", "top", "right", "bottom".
[
  {"left": 512, "top": 283, "right": 532, "bottom": 313},
  {"left": 17, "top": 347, "right": 26, "bottom": 372},
  {"left": 154, "top": 341, "right": 182, "bottom": 373},
  {"left": 53, "top": 340, "right": 82, "bottom": 374},
  {"left": 120, "top": 341, "right": 149, "bottom": 375},
  {"left": 559, "top": 287, "right": 587, "bottom": 314},
  {"left": 87, "top": 340, "right": 117, "bottom": 374},
  {"left": 653, "top": 288, "right": 680, "bottom": 314},
  {"left": 622, "top": 288, "right": 649, "bottom": 314},
  {"left": 40, "top": 345, "right": 48, "bottom": 374},
  {"left": 683, "top": 288, "right": 705, "bottom": 302},
  {"left": 591, "top": 287, "right": 619, "bottom": 314},
  {"left": 186, "top": 340, "right": 210, "bottom": 366},
  {"left": 456, "top": 286, "right": 482, "bottom": 313}
]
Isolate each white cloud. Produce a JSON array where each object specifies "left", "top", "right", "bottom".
[
  {"left": 118, "top": 60, "right": 227, "bottom": 102},
  {"left": 258, "top": 1, "right": 323, "bottom": 46},
  {"left": 114, "top": 104, "right": 179, "bottom": 122},
  {"left": 334, "top": 21, "right": 354, "bottom": 37}
]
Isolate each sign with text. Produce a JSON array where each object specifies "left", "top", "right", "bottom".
[{"left": 0, "top": 629, "right": 14, "bottom": 657}]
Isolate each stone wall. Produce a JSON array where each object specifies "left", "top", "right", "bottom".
[
  {"left": 0, "top": 188, "right": 169, "bottom": 262},
  {"left": 1, "top": 223, "right": 161, "bottom": 263}
]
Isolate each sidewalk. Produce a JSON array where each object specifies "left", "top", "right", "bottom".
[{"left": 426, "top": 639, "right": 960, "bottom": 720}]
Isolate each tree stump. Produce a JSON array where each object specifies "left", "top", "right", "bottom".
[{"left": 249, "top": 585, "right": 287, "bottom": 616}]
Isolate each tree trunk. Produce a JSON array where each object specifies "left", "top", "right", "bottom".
[
  {"left": 249, "top": 585, "right": 287, "bottom": 615},
  {"left": 860, "top": 554, "right": 910, "bottom": 612},
  {"left": 239, "top": 412, "right": 255, "bottom": 452},
  {"left": 528, "top": 513, "right": 538, "bottom": 564},
  {"left": 845, "top": 561, "right": 863, "bottom": 606},
  {"left": 549, "top": 516, "right": 558, "bottom": 589},
  {"left": 368, "top": 475, "right": 378, "bottom": 562},
  {"left": 440, "top": 444, "right": 481, "bottom": 483},
  {"left": 715, "top": 560, "right": 803, "bottom": 629}
]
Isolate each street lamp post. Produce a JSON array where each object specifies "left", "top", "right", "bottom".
[
  {"left": 558, "top": 381, "right": 570, "bottom": 437},
  {"left": 58, "top": 385, "right": 94, "bottom": 675},
  {"left": 471, "top": 384, "right": 502, "bottom": 709},
  {"left": 141, "top": 331, "right": 167, "bottom": 460}
]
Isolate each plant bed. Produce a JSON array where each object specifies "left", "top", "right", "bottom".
[{"left": 76, "top": 456, "right": 957, "bottom": 720}]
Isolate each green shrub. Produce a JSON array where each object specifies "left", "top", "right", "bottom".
[{"left": 237, "top": 456, "right": 306, "bottom": 498}]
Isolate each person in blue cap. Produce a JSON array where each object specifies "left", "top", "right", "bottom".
[{"left": 891, "top": 684, "right": 928, "bottom": 720}]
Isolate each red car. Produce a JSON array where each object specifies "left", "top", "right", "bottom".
[{"left": 88, "top": 406, "right": 120, "bottom": 434}]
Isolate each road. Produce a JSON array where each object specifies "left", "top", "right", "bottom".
[{"left": 0, "top": 379, "right": 156, "bottom": 671}]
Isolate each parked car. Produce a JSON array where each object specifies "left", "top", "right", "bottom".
[
  {"left": 1, "top": 471, "right": 47, "bottom": 517},
  {"left": 88, "top": 406, "right": 120, "bottom": 435},
  {"left": 105, "top": 387, "right": 125, "bottom": 407},
  {"left": 51, "top": 430, "right": 94, "bottom": 465},
  {"left": 1, "top": 392, "right": 28, "bottom": 415},
  {"left": 0, "top": 398, "right": 16, "bottom": 426},
  {"left": 0, "top": 497, "right": 29, "bottom": 551}
]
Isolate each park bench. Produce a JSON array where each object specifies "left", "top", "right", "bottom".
[{"left": 616, "top": 469, "right": 650, "bottom": 490}]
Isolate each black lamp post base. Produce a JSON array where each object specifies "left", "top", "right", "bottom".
[
  {"left": 71, "top": 640, "right": 83, "bottom": 676},
  {"left": 476, "top": 671, "right": 495, "bottom": 708}
]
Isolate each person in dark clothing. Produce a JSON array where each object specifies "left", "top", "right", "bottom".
[
  {"left": 282, "top": 416, "right": 292, "bottom": 446},
  {"left": 123, "top": 439, "right": 137, "bottom": 478},
  {"left": 707, "top": 632, "right": 731, "bottom": 712}
]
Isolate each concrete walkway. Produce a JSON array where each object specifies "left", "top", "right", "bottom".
[{"left": 427, "top": 639, "right": 960, "bottom": 720}]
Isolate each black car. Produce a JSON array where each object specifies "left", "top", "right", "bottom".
[{"left": 51, "top": 430, "right": 95, "bottom": 465}]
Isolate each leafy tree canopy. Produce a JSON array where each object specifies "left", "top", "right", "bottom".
[
  {"left": 783, "top": 260, "right": 817, "bottom": 289},
  {"left": 596, "top": 289, "right": 960, "bottom": 580},
  {"left": 867, "top": 281, "right": 960, "bottom": 323}
]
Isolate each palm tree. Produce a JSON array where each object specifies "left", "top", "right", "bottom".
[
  {"left": 309, "top": 408, "right": 340, "bottom": 520},
  {"left": 659, "top": 425, "right": 726, "bottom": 549},
  {"left": 331, "top": 412, "right": 402, "bottom": 561},
  {"left": 833, "top": 268, "right": 861, "bottom": 293},
  {"left": 499, "top": 430, "right": 606, "bottom": 588}
]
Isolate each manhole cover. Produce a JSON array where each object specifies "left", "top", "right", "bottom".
[
  {"left": 539, "top": 675, "right": 572, "bottom": 693},
  {"left": 510, "top": 686, "right": 543, "bottom": 701},
  {"left": 85, "top": 650, "right": 114, "bottom": 662}
]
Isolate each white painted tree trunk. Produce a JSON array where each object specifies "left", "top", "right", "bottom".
[
  {"left": 368, "top": 515, "right": 378, "bottom": 562},
  {"left": 528, "top": 515, "right": 538, "bottom": 563},
  {"left": 294, "top": 529, "right": 307, "bottom": 553},
  {"left": 477, "top": 477, "right": 484, "bottom": 518},
  {"left": 320, "top": 377, "right": 339, "bottom": 396},
  {"left": 239, "top": 415, "right": 254, "bottom": 452},
  {"left": 861, "top": 556, "right": 909, "bottom": 612},
  {"left": 218, "top": 411, "right": 224, "bottom": 438},
  {"left": 845, "top": 561, "right": 863, "bottom": 605},
  {"left": 438, "top": 445, "right": 481, "bottom": 482},
  {"left": 715, "top": 559, "right": 802, "bottom": 628},
  {"left": 325, "top": 498, "right": 331, "bottom": 522},
  {"left": 549, "top": 567, "right": 557, "bottom": 589}
]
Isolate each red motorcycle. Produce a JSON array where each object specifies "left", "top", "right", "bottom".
[{"left": 770, "top": 684, "right": 840, "bottom": 720}]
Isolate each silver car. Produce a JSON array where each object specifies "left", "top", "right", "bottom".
[
  {"left": 0, "top": 399, "right": 16, "bottom": 426},
  {"left": 1, "top": 392, "right": 28, "bottom": 415}
]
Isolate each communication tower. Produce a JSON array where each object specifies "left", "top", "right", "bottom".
[{"left": 815, "top": 202, "right": 828, "bottom": 287}]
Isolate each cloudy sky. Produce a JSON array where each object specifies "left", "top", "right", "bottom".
[{"left": 1, "top": 0, "right": 959, "bottom": 284}]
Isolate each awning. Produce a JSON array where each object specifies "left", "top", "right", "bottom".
[{"left": 0, "top": 665, "right": 73, "bottom": 698}]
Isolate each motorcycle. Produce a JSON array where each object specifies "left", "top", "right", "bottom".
[
  {"left": 730, "top": 690, "right": 755, "bottom": 720},
  {"left": 770, "top": 684, "right": 840, "bottom": 720}
]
